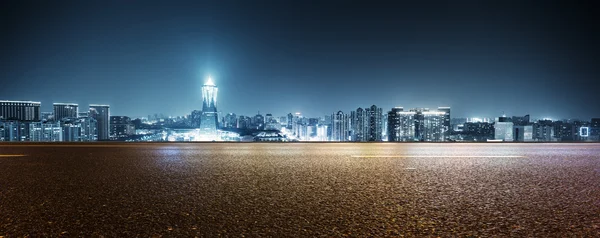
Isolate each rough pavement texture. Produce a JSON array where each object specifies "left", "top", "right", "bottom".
[{"left": 0, "top": 143, "right": 599, "bottom": 237}]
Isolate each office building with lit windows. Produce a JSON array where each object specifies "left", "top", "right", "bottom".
[
  {"left": 53, "top": 103, "right": 78, "bottom": 121},
  {"left": 331, "top": 111, "right": 349, "bottom": 141},
  {"left": 90, "top": 104, "right": 110, "bottom": 141},
  {"left": 366, "top": 105, "right": 383, "bottom": 141},
  {"left": 350, "top": 108, "right": 368, "bottom": 141},
  {"left": 0, "top": 100, "right": 41, "bottom": 121}
]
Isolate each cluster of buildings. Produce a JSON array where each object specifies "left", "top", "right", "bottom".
[
  {"left": 2, "top": 78, "right": 599, "bottom": 142},
  {"left": 453, "top": 115, "right": 598, "bottom": 142},
  {"left": 0, "top": 101, "right": 134, "bottom": 142}
]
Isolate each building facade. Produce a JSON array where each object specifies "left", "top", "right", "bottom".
[
  {"left": 199, "top": 77, "right": 219, "bottom": 141},
  {"left": 53, "top": 103, "right": 78, "bottom": 121},
  {"left": 366, "top": 105, "right": 383, "bottom": 141},
  {"left": 494, "top": 117, "right": 514, "bottom": 141},
  {"left": 89, "top": 104, "right": 110, "bottom": 140},
  {"left": 351, "top": 108, "right": 368, "bottom": 141},
  {"left": 331, "top": 111, "right": 349, "bottom": 141},
  {"left": 110, "top": 116, "right": 135, "bottom": 139},
  {"left": 0, "top": 100, "right": 41, "bottom": 121}
]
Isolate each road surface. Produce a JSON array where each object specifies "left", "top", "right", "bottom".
[{"left": 1, "top": 143, "right": 599, "bottom": 236}]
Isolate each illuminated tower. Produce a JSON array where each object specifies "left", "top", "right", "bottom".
[{"left": 199, "top": 76, "right": 219, "bottom": 140}]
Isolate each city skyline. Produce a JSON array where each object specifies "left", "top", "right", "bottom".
[{"left": 2, "top": 1, "right": 599, "bottom": 119}]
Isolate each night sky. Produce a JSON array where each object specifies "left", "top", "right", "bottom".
[{"left": 1, "top": 0, "right": 598, "bottom": 119}]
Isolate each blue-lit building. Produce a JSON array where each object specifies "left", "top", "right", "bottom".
[
  {"left": 331, "top": 111, "right": 349, "bottom": 141},
  {"left": 89, "top": 104, "right": 110, "bottom": 141},
  {"left": 351, "top": 108, "right": 368, "bottom": 141},
  {"left": 199, "top": 77, "right": 219, "bottom": 141},
  {"left": 367, "top": 105, "right": 383, "bottom": 141},
  {"left": 53, "top": 103, "right": 78, "bottom": 122},
  {"left": 0, "top": 100, "right": 41, "bottom": 121}
]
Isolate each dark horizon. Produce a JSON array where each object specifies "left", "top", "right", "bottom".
[{"left": 1, "top": 0, "right": 599, "bottom": 119}]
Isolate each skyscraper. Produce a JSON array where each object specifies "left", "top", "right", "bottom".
[
  {"left": 199, "top": 77, "right": 219, "bottom": 141},
  {"left": 286, "top": 113, "right": 293, "bottom": 129},
  {"left": 223, "top": 113, "right": 237, "bottom": 128},
  {"left": 0, "top": 100, "right": 41, "bottom": 121},
  {"left": 438, "top": 107, "right": 451, "bottom": 139},
  {"left": 89, "top": 104, "right": 110, "bottom": 140},
  {"left": 350, "top": 108, "right": 368, "bottom": 141},
  {"left": 331, "top": 111, "right": 349, "bottom": 141},
  {"left": 422, "top": 111, "right": 446, "bottom": 141},
  {"left": 110, "top": 116, "right": 135, "bottom": 139},
  {"left": 410, "top": 108, "right": 428, "bottom": 141},
  {"left": 238, "top": 115, "right": 251, "bottom": 129},
  {"left": 252, "top": 113, "right": 265, "bottom": 130},
  {"left": 366, "top": 105, "right": 383, "bottom": 141},
  {"left": 265, "top": 113, "right": 279, "bottom": 130},
  {"left": 53, "top": 103, "right": 78, "bottom": 121},
  {"left": 190, "top": 110, "right": 202, "bottom": 128},
  {"left": 387, "top": 107, "right": 403, "bottom": 142}
]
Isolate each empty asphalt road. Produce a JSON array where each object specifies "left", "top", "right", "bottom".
[{"left": 1, "top": 143, "right": 599, "bottom": 237}]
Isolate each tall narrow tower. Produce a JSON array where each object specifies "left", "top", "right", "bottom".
[{"left": 199, "top": 76, "right": 219, "bottom": 140}]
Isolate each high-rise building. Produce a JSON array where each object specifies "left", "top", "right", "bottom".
[
  {"left": 199, "top": 77, "right": 219, "bottom": 140},
  {"left": 532, "top": 120, "right": 554, "bottom": 142},
  {"left": 0, "top": 121, "right": 31, "bottom": 141},
  {"left": 422, "top": 111, "right": 446, "bottom": 141},
  {"left": 252, "top": 113, "right": 265, "bottom": 130},
  {"left": 381, "top": 112, "right": 388, "bottom": 141},
  {"left": 331, "top": 111, "right": 349, "bottom": 141},
  {"left": 190, "top": 110, "right": 202, "bottom": 128},
  {"left": 553, "top": 121, "right": 574, "bottom": 141},
  {"left": 438, "top": 107, "right": 451, "bottom": 138},
  {"left": 350, "top": 108, "right": 368, "bottom": 141},
  {"left": 223, "top": 113, "right": 237, "bottom": 128},
  {"left": 286, "top": 113, "right": 293, "bottom": 129},
  {"left": 238, "top": 115, "right": 251, "bottom": 129},
  {"left": 0, "top": 100, "right": 41, "bottom": 121},
  {"left": 410, "top": 108, "right": 427, "bottom": 141},
  {"left": 53, "top": 103, "right": 78, "bottom": 121},
  {"left": 366, "top": 105, "right": 383, "bottom": 141},
  {"left": 57, "top": 117, "right": 98, "bottom": 142},
  {"left": 462, "top": 122, "right": 495, "bottom": 141},
  {"left": 397, "top": 111, "right": 417, "bottom": 141},
  {"left": 387, "top": 107, "right": 403, "bottom": 142},
  {"left": 89, "top": 104, "right": 110, "bottom": 140},
  {"left": 399, "top": 107, "right": 448, "bottom": 142},
  {"left": 265, "top": 113, "right": 279, "bottom": 130},
  {"left": 78, "top": 116, "right": 98, "bottom": 141},
  {"left": 316, "top": 124, "right": 329, "bottom": 141},
  {"left": 110, "top": 116, "right": 135, "bottom": 139}
]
